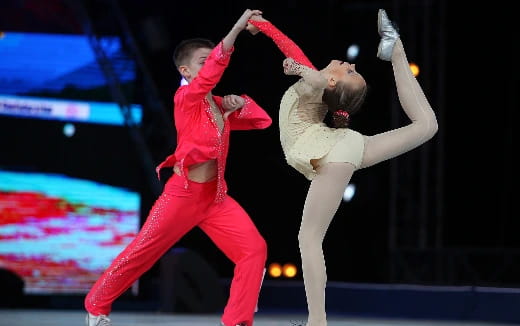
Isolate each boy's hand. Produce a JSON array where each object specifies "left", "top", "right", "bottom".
[
  {"left": 224, "top": 9, "right": 263, "bottom": 53},
  {"left": 234, "top": 9, "right": 263, "bottom": 31},
  {"left": 222, "top": 95, "right": 245, "bottom": 119}
]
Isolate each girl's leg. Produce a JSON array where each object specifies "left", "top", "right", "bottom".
[
  {"left": 299, "top": 162, "right": 355, "bottom": 326},
  {"left": 360, "top": 39, "right": 438, "bottom": 168},
  {"left": 199, "top": 195, "right": 267, "bottom": 326},
  {"left": 85, "top": 179, "right": 205, "bottom": 316}
]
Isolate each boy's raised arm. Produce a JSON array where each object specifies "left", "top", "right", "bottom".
[{"left": 222, "top": 9, "right": 263, "bottom": 52}]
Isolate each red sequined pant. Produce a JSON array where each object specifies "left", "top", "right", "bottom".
[{"left": 85, "top": 174, "right": 267, "bottom": 326}]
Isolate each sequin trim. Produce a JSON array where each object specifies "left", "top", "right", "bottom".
[
  {"left": 215, "top": 41, "right": 234, "bottom": 61},
  {"left": 174, "top": 159, "right": 188, "bottom": 189},
  {"left": 236, "top": 96, "right": 252, "bottom": 119},
  {"left": 204, "top": 97, "right": 227, "bottom": 203},
  {"left": 215, "top": 121, "right": 230, "bottom": 203}
]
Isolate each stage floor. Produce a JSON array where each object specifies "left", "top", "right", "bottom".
[{"left": 0, "top": 309, "right": 514, "bottom": 326}]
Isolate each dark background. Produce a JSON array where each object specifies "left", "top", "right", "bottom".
[{"left": 0, "top": 0, "right": 515, "bottom": 290}]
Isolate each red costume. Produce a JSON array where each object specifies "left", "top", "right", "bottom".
[{"left": 85, "top": 41, "right": 272, "bottom": 326}]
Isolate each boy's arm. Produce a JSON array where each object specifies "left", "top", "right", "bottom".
[
  {"left": 214, "top": 95, "right": 272, "bottom": 130},
  {"left": 178, "top": 41, "right": 232, "bottom": 110},
  {"left": 222, "top": 9, "right": 263, "bottom": 52},
  {"left": 179, "top": 9, "right": 263, "bottom": 111}
]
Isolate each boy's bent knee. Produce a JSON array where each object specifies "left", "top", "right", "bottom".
[
  {"left": 252, "top": 236, "right": 267, "bottom": 257},
  {"left": 245, "top": 235, "right": 267, "bottom": 262}
]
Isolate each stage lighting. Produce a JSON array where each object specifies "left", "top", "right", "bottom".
[
  {"left": 410, "top": 62, "right": 420, "bottom": 77},
  {"left": 268, "top": 262, "right": 282, "bottom": 278},
  {"left": 343, "top": 183, "right": 356, "bottom": 202},
  {"left": 282, "top": 263, "right": 297, "bottom": 278},
  {"left": 63, "top": 123, "right": 75, "bottom": 137},
  {"left": 346, "top": 44, "right": 360, "bottom": 61}
]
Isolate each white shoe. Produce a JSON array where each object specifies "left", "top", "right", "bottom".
[
  {"left": 377, "top": 9, "right": 400, "bottom": 61},
  {"left": 86, "top": 313, "right": 112, "bottom": 326}
]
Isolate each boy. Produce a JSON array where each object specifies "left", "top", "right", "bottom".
[{"left": 85, "top": 9, "right": 271, "bottom": 326}]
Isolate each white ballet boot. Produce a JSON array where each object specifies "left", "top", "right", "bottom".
[
  {"left": 377, "top": 9, "right": 400, "bottom": 61},
  {"left": 86, "top": 313, "right": 112, "bottom": 326}
]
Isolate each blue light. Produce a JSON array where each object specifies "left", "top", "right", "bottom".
[
  {"left": 343, "top": 184, "right": 356, "bottom": 202},
  {"left": 346, "top": 44, "right": 360, "bottom": 61},
  {"left": 63, "top": 123, "right": 75, "bottom": 137},
  {"left": 0, "top": 31, "right": 135, "bottom": 95},
  {"left": 0, "top": 94, "right": 142, "bottom": 126}
]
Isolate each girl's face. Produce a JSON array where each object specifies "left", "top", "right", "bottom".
[{"left": 323, "top": 60, "right": 366, "bottom": 91}]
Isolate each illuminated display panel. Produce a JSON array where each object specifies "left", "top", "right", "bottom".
[
  {"left": 0, "top": 170, "right": 140, "bottom": 294},
  {"left": 0, "top": 30, "right": 143, "bottom": 294}
]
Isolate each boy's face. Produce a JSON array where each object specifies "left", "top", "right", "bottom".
[{"left": 179, "top": 47, "right": 212, "bottom": 83}]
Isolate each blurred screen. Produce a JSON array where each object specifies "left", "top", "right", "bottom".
[
  {"left": 0, "top": 170, "right": 140, "bottom": 294},
  {"left": 0, "top": 30, "right": 144, "bottom": 294}
]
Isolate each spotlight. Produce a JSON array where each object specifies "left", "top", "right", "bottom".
[
  {"left": 282, "top": 263, "right": 297, "bottom": 278},
  {"left": 346, "top": 44, "right": 360, "bottom": 61},
  {"left": 268, "top": 262, "right": 282, "bottom": 278},
  {"left": 342, "top": 183, "right": 356, "bottom": 202},
  {"left": 409, "top": 62, "right": 420, "bottom": 77},
  {"left": 63, "top": 123, "right": 75, "bottom": 137}
]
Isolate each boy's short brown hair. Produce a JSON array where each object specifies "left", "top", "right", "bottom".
[{"left": 172, "top": 38, "right": 215, "bottom": 68}]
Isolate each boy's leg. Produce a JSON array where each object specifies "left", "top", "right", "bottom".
[
  {"left": 85, "top": 182, "right": 205, "bottom": 316},
  {"left": 199, "top": 196, "right": 267, "bottom": 326}
]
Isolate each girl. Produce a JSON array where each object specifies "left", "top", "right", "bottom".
[{"left": 247, "top": 9, "right": 438, "bottom": 326}]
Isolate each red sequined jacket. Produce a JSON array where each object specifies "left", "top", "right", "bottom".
[{"left": 156, "top": 41, "right": 272, "bottom": 202}]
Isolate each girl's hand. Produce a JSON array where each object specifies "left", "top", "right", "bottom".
[
  {"left": 283, "top": 57, "right": 303, "bottom": 76},
  {"left": 246, "top": 14, "right": 268, "bottom": 35},
  {"left": 234, "top": 9, "right": 263, "bottom": 31}
]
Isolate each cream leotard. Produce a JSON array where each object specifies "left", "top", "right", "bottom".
[{"left": 249, "top": 20, "right": 365, "bottom": 180}]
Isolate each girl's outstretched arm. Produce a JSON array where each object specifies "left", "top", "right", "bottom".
[
  {"left": 247, "top": 17, "right": 316, "bottom": 70},
  {"left": 248, "top": 16, "right": 327, "bottom": 89}
]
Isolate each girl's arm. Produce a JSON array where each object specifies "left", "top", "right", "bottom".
[
  {"left": 248, "top": 17, "right": 327, "bottom": 90},
  {"left": 247, "top": 18, "right": 316, "bottom": 70}
]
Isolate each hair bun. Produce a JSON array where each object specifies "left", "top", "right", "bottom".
[{"left": 332, "top": 109, "right": 350, "bottom": 128}]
